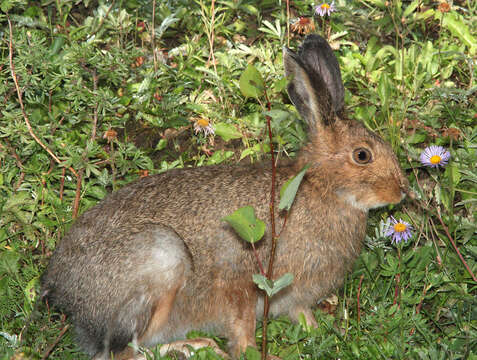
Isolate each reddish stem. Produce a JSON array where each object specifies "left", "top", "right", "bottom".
[
  {"left": 251, "top": 242, "right": 266, "bottom": 276},
  {"left": 393, "top": 273, "right": 400, "bottom": 307},
  {"left": 72, "top": 170, "right": 83, "bottom": 219},
  {"left": 261, "top": 89, "right": 276, "bottom": 360},
  {"left": 434, "top": 210, "right": 477, "bottom": 282}
]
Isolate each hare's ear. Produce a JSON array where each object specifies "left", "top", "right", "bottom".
[{"left": 283, "top": 35, "right": 344, "bottom": 131}]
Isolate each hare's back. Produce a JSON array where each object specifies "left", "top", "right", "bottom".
[{"left": 60, "top": 164, "right": 287, "bottom": 253}]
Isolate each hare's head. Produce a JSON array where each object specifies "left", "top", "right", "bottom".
[{"left": 284, "top": 35, "right": 408, "bottom": 212}]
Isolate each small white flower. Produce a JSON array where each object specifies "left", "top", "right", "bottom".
[
  {"left": 193, "top": 118, "right": 214, "bottom": 136},
  {"left": 314, "top": 2, "right": 336, "bottom": 16}
]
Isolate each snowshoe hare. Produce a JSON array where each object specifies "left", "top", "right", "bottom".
[{"left": 42, "top": 34, "right": 409, "bottom": 359}]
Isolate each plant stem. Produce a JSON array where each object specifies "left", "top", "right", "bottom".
[
  {"left": 7, "top": 17, "right": 78, "bottom": 179},
  {"left": 434, "top": 209, "right": 477, "bottom": 282},
  {"left": 357, "top": 274, "right": 364, "bottom": 325},
  {"left": 261, "top": 89, "right": 277, "bottom": 360},
  {"left": 152, "top": 0, "right": 157, "bottom": 72}
]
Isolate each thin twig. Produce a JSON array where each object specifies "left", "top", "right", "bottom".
[
  {"left": 261, "top": 89, "right": 276, "bottom": 360},
  {"left": 152, "top": 0, "right": 157, "bottom": 72},
  {"left": 72, "top": 169, "right": 83, "bottom": 219},
  {"left": 91, "top": 71, "right": 98, "bottom": 141},
  {"left": 2, "top": 139, "right": 25, "bottom": 190},
  {"left": 59, "top": 167, "right": 66, "bottom": 201},
  {"left": 357, "top": 274, "right": 364, "bottom": 325},
  {"left": 434, "top": 209, "right": 476, "bottom": 282},
  {"left": 251, "top": 242, "right": 266, "bottom": 276},
  {"left": 8, "top": 16, "right": 78, "bottom": 180},
  {"left": 393, "top": 273, "right": 400, "bottom": 307},
  {"left": 415, "top": 280, "right": 428, "bottom": 315},
  {"left": 78, "top": 63, "right": 99, "bottom": 141},
  {"left": 90, "top": 0, "right": 115, "bottom": 37},
  {"left": 207, "top": 0, "right": 218, "bottom": 76},
  {"left": 410, "top": 279, "right": 429, "bottom": 335},
  {"left": 41, "top": 324, "right": 70, "bottom": 360},
  {"left": 286, "top": 0, "right": 290, "bottom": 48}
]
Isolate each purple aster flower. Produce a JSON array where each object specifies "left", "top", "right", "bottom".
[
  {"left": 420, "top": 145, "right": 450, "bottom": 168},
  {"left": 314, "top": 2, "right": 336, "bottom": 16},
  {"left": 385, "top": 216, "right": 413, "bottom": 244}
]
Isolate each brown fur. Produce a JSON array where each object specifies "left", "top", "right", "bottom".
[{"left": 42, "top": 35, "right": 408, "bottom": 359}]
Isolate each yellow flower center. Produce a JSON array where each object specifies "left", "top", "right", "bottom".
[
  {"left": 430, "top": 155, "right": 442, "bottom": 164},
  {"left": 196, "top": 118, "right": 209, "bottom": 127},
  {"left": 394, "top": 223, "right": 407, "bottom": 233},
  {"left": 321, "top": 3, "right": 330, "bottom": 9}
]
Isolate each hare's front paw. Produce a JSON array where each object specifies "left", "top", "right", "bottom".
[{"left": 159, "top": 338, "right": 229, "bottom": 359}]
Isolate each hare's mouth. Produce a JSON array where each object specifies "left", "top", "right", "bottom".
[{"left": 336, "top": 189, "right": 405, "bottom": 212}]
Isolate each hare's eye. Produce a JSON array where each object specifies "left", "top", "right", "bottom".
[{"left": 352, "top": 148, "right": 372, "bottom": 164}]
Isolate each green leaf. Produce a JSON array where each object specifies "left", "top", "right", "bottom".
[
  {"left": 1, "top": 0, "right": 14, "bottom": 13},
  {"left": 273, "top": 77, "right": 288, "bottom": 93},
  {"left": 263, "top": 109, "right": 290, "bottom": 123},
  {"left": 403, "top": 0, "right": 419, "bottom": 18},
  {"left": 245, "top": 346, "right": 261, "bottom": 360},
  {"left": 440, "top": 12, "right": 476, "bottom": 55},
  {"left": 50, "top": 35, "right": 66, "bottom": 55},
  {"left": 252, "top": 273, "right": 294, "bottom": 297},
  {"left": 377, "top": 73, "right": 391, "bottom": 109},
  {"left": 239, "top": 143, "right": 266, "bottom": 160},
  {"left": 279, "top": 164, "right": 310, "bottom": 211},
  {"left": 406, "top": 133, "right": 427, "bottom": 144},
  {"left": 206, "top": 150, "right": 234, "bottom": 165},
  {"left": 214, "top": 122, "right": 242, "bottom": 142},
  {"left": 222, "top": 206, "right": 265, "bottom": 243},
  {"left": 24, "top": 277, "right": 38, "bottom": 310},
  {"left": 0, "top": 251, "right": 20, "bottom": 275},
  {"left": 3, "top": 191, "right": 31, "bottom": 212},
  {"left": 445, "top": 163, "right": 460, "bottom": 187},
  {"left": 155, "top": 138, "right": 167, "bottom": 151},
  {"left": 239, "top": 64, "right": 264, "bottom": 99}
]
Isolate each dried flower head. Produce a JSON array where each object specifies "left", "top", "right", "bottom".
[
  {"left": 438, "top": 2, "right": 451, "bottom": 13},
  {"left": 290, "top": 17, "right": 316, "bottom": 34},
  {"left": 441, "top": 127, "right": 461, "bottom": 141},
  {"left": 385, "top": 216, "right": 413, "bottom": 244},
  {"left": 103, "top": 129, "right": 118, "bottom": 141},
  {"left": 137, "top": 21, "right": 146, "bottom": 32},
  {"left": 193, "top": 118, "right": 214, "bottom": 136},
  {"left": 138, "top": 169, "right": 149, "bottom": 178},
  {"left": 420, "top": 145, "right": 451, "bottom": 168},
  {"left": 314, "top": 2, "right": 336, "bottom": 16}
]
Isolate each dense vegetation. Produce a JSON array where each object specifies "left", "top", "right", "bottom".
[{"left": 0, "top": 0, "right": 475, "bottom": 359}]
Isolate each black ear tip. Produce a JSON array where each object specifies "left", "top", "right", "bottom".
[
  {"left": 299, "top": 34, "right": 333, "bottom": 55},
  {"left": 303, "top": 34, "right": 328, "bottom": 43}
]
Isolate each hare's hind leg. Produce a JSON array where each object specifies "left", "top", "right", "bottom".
[{"left": 93, "top": 225, "right": 192, "bottom": 360}]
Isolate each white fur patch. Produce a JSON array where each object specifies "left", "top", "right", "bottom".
[{"left": 337, "top": 192, "right": 369, "bottom": 212}]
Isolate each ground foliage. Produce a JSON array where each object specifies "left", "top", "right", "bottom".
[{"left": 0, "top": 0, "right": 476, "bottom": 359}]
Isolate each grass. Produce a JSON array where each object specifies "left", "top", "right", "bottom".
[{"left": 0, "top": 0, "right": 476, "bottom": 359}]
